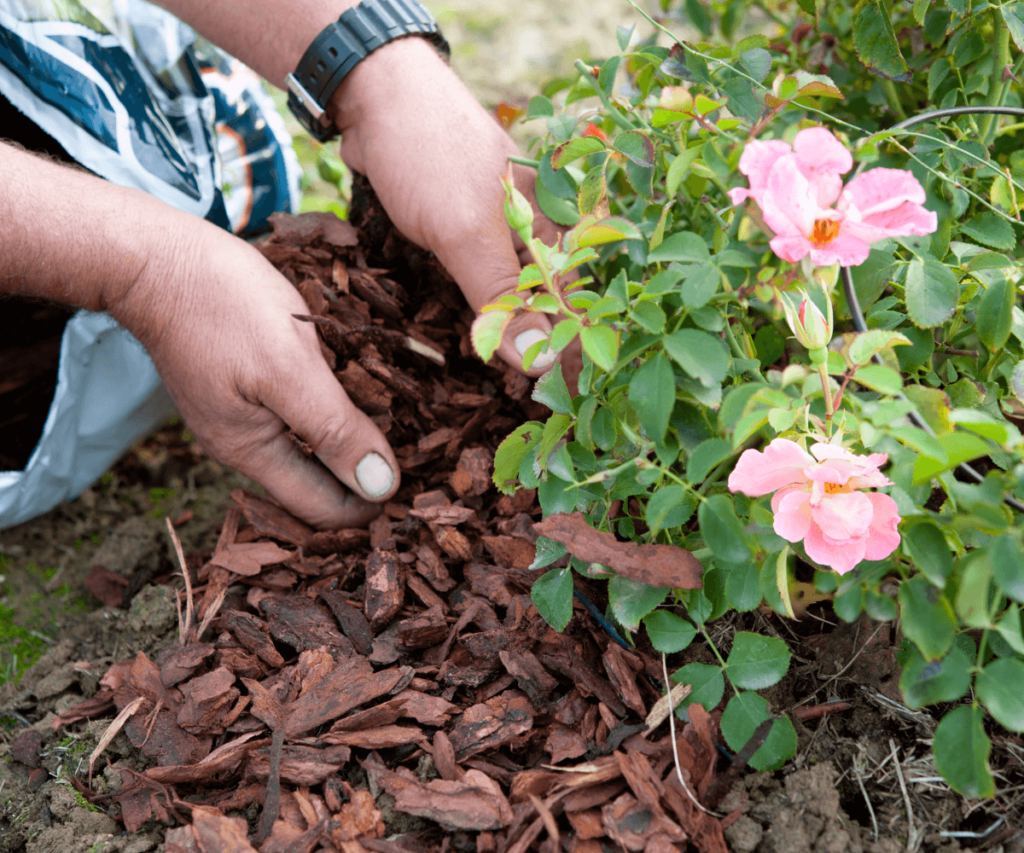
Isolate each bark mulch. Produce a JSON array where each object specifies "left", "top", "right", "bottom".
[{"left": 39, "top": 185, "right": 737, "bottom": 853}]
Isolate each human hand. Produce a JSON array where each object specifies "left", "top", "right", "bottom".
[
  {"left": 110, "top": 215, "right": 399, "bottom": 529},
  {"left": 331, "top": 38, "right": 581, "bottom": 383}
]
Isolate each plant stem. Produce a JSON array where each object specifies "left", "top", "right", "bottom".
[
  {"left": 701, "top": 628, "right": 729, "bottom": 669},
  {"left": 816, "top": 361, "right": 834, "bottom": 434},
  {"left": 880, "top": 80, "right": 907, "bottom": 122},
  {"left": 573, "top": 59, "right": 640, "bottom": 133},
  {"left": 979, "top": 9, "right": 1012, "bottom": 146}
]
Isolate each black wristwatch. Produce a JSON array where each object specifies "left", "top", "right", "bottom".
[{"left": 286, "top": 0, "right": 449, "bottom": 141}]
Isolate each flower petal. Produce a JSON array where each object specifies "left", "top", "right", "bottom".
[
  {"left": 761, "top": 154, "right": 821, "bottom": 237},
  {"left": 842, "top": 167, "right": 926, "bottom": 216},
  {"left": 772, "top": 489, "right": 813, "bottom": 542},
  {"left": 735, "top": 139, "right": 792, "bottom": 205},
  {"left": 727, "top": 439, "right": 815, "bottom": 496},
  {"left": 769, "top": 234, "right": 812, "bottom": 263},
  {"left": 811, "top": 490, "right": 874, "bottom": 540},
  {"left": 793, "top": 127, "right": 852, "bottom": 206},
  {"left": 862, "top": 492, "right": 902, "bottom": 561},
  {"left": 808, "top": 233, "right": 871, "bottom": 267},
  {"left": 803, "top": 522, "right": 866, "bottom": 574}
]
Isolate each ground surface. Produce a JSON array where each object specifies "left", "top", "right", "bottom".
[{"left": 1, "top": 2, "right": 1022, "bottom": 852}]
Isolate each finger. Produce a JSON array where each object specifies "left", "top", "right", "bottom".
[
  {"left": 256, "top": 353, "right": 402, "bottom": 515},
  {"left": 228, "top": 425, "right": 385, "bottom": 530}
]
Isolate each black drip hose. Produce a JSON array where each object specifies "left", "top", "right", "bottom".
[{"left": 840, "top": 106, "right": 1024, "bottom": 514}]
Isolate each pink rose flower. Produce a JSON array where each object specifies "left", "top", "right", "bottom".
[
  {"left": 727, "top": 438, "right": 901, "bottom": 574},
  {"left": 728, "top": 127, "right": 937, "bottom": 267}
]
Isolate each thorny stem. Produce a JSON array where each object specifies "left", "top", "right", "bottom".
[{"left": 573, "top": 59, "right": 641, "bottom": 134}]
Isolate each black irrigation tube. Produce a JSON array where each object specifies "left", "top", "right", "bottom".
[{"left": 840, "top": 105, "right": 1024, "bottom": 514}]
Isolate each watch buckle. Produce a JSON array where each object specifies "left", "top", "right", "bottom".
[{"left": 286, "top": 73, "right": 326, "bottom": 122}]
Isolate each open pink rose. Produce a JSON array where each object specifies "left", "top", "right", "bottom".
[
  {"left": 727, "top": 438, "right": 901, "bottom": 574},
  {"left": 728, "top": 127, "right": 937, "bottom": 267}
]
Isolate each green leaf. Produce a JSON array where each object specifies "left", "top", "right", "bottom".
[
  {"left": 987, "top": 534, "right": 1024, "bottom": 602},
  {"left": 664, "top": 329, "right": 730, "bottom": 388},
  {"left": 644, "top": 268, "right": 685, "bottom": 298},
  {"left": 905, "top": 259, "right": 958, "bottom": 329},
  {"left": 686, "top": 438, "right": 734, "bottom": 484},
  {"left": 726, "top": 632, "right": 791, "bottom": 690},
  {"left": 471, "top": 308, "right": 513, "bottom": 364},
  {"left": 608, "top": 576, "right": 670, "bottom": 632},
  {"left": 551, "top": 136, "right": 606, "bottom": 169},
  {"left": 532, "top": 568, "right": 574, "bottom": 632},
  {"left": 535, "top": 177, "right": 580, "bottom": 226},
  {"left": 575, "top": 216, "right": 644, "bottom": 247},
  {"left": 643, "top": 610, "right": 697, "bottom": 653},
  {"left": 933, "top": 705, "right": 994, "bottom": 798},
  {"left": 671, "top": 662, "right": 725, "bottom": 721},
  {"left": 579, "top": 325, "right": 619, "bottom": 373},
  {"left": 492, "top": 421, "right": 543, "bottom": 494},
  {"left": 852, "top": 1, "right": 912, "bottom": 81},
  {"left": 912, "top": 432, "right": 992, "bottom": 483},
  {"left": 853, "top": 364, "right": 903, "bottom": 396},
  {"left": 645, "top": 485, "right": 696, "bottom": 537},
  {"left": 577, "top": 169, "right": 608, "bottom": 216},
  {"left": 977, "top": 659, "right": 1024, "bottom": 732},
  {"left": 666, "top": 146, "right": 703, "bottom": 198},
  {"left": 899, "top": 644, "right": 972, "bottom": 708},
  {"left": 532, "top": 363, "right": 574, "bottom": 414},
  {"left": 961, "top": 212, "right": 1017, "bottom": 251},
  {"left": 538, "top": 474, "right": 578, "bottom": 515},
  {"left": 647, "top": 232, "right": 711, "bottom": 264},
  {"left": 698, "top": 494, "right": 754, "bottom": 563},
  {"left": 613, "top": 130, "right": 655, "bottom": 167},
  {"left": 903, "top": 521, "right": 954, "bottom": 587},
  {"left": 739, "top": 47, "right": 772, "bottom": 81},
  {"left": 629, "top": 352, "right": 675, "bottom": 442},
  {"left": 549, "top": 317, "right": 582, "bottom": 353},
  {"left": 681, "top": 265, "right": 721, "bottom": 309},
  {"left": 1003, "top": 3, "right": 1024, "bottom": 53},
  {"left": 720, "top": 693, "right": 798, "bottom": 772},
  {"left": 530, "top": 536, "right": 567, "bottom": 570},
  {"left": 526, "top": 95, "right": 554, "bottom": 118},
  {"left": 722, "top": 559, "right": 763, "bottom": 612},
  {"left": 977, "top": 278, "right": 1016, "bottom": 352},
  {"left": 631, "top": 301, "right": 667, "bottom": 334},
  {"left": 898, "top": 575, "right": 957, "bottom": 660},
  {"left": 848, "top": 329, "right": 911, "bottom": 366}
]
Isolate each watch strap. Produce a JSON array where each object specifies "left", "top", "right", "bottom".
[{"left": 287, "top": 0, "right": 449, "bottom": 141}]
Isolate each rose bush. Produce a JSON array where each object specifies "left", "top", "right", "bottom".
[{"left": 476, "top": 0, "right": 1024, "bottom": 795}]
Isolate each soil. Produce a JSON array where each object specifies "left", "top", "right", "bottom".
[{"left": 2, "top": 4, "right": 1024, "bottom": 853}]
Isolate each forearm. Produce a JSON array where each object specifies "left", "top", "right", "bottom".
[
  {"left": 0, "top": 141, "right": 191, "bottom": 318},
  {"left": 154, "top": 0, "right": 361, "bottom": 88}
]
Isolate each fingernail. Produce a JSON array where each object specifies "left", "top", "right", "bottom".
[
  {"left": 356, "top": 452, "right": 394, "bottom": 499},
  {"left": 515, "top": 329, "right": 555, "bottom": 370}
]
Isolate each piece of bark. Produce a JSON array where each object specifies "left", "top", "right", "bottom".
[
  {"left": 11, "top": 730, "right": 43, "bottom": 768},
  {"left": 534, "top": 512, "right": 703, "bottom": 589},
  {"left": 602, "top": 644, "right": 647, "bottom": 718},
  {"left": 433, "top": 525, "right": 474, "bottom": 561},
  {"left": 450, "top": 447, "right": 493, "bottom": 498},
  {"left": 364, "top": 549, "right": 405, "bottom": 632},
  {"left": 308, "top": 528, "right": 371, "bottom": 556},
  {"left": 413, "top": 544, "right": 455, "bottom": 592},
  {"left": 544, "top": 725, "right": 589, "bottom": 764},
  {"left": 349, "top": 271, "right": 404, "bottom": 320},
  {"left": 480, "top": 536, "right": 535, "bottom": 569},
  {"left": 566, "top": 809, "right": 605, "bottom": 840},
  {"left": 464, "top": 563, "right": 516, "bottom": 607},
  {"left": 448, "top": 690, "right": 535, "bottom": 759},
  {"left": 361, "top": 355, "right": 423, "bottom": 399},
  {"left": 231, "top": 489, "right": 314, "bottom": 547},
  {"left": 286, "top": 660, "right": 402, "bottom": 737},
  {"left": 209, "top": 542, "right": 293, "bottom": 577},
  {"left": 84, "top": 565, "right": 130, "bottom": 607},
  {"left": 177, "top": 668, "right": 240, "bottom": 734},
  {"left": 260, "top": 595, "right": 355, "bottom": 656},
  {"left": 322, "top": 725, "right": 427, "bottom": 750},
  {"left": 219, "top": 611, "right": 285, "bottom": 669},
  {"left": 432, "top": 730, "right": 461, "bottom": 782},
  {"left": 246, "top": 744, "right": 351, "bottom": 785},
  {"left": 537, "top": 648, "right": 627, "bottom": 718},
  {"left": 397, "top": 606, "right": 448, "bottom": 650},
  {"left": 156, "top": 643, "right": 216, "bottom": 688},
  {"left": 328, "top": 690, "right": 457, "bottom": 732},
  {"left": 495, "top": 489, "right": 537, "bottom": 517},
  {"left": 497, "top": 650, "right": 558, "bottom": 710},
  {"left": 405, "top": 573, "right": 447, "bottom": 611},
  {"left": 338, "top": 362, "right": 393, "bottom": 414},
  {"left": 367, "top": 762, "right": 513, "bottom": 831},
  {"left": 320, "top": 590, "right": 374, "bottom": 656},
  {"left": 190, "top": 805, "right": 259, "bottom": 853}
]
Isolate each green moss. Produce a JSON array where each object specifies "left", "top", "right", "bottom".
[{"left": 0, "top": 604, "right": 47, "bottom": 686}]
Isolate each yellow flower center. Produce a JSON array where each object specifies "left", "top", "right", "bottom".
[
  {"left": 823, "top": 481, "right": 846, "bottom": 495},
  {"left": 810, "top": 218, "right": 841, "bottom": 247}
]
